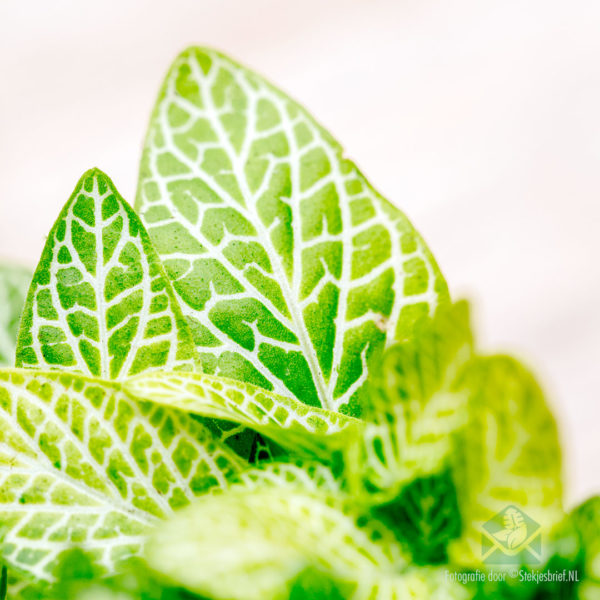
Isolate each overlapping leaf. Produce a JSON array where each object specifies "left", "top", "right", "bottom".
[
  {"left": 356, "top": 302, "right": 473, "bottom": 500},
  {"left": 347, "top": 304, "right": 563, "bottom": 569},
  {"left": 448, "top": 356, "right": 563, "bottom": 567},
  {"left": 370, "top": 471, "right": 462, "bottom": 565},
  {"left": 233, "top": 461, "right": 344, "bottom": 495},
  {"left": 571, "top": 496, "right": 600, "bottom": 598},
  {"left": 0, "top": 369, "right": 243, "bottom": 582},
  {"left": 124, "top": 372, "right": 361, "bottom": 459},
  {"left": 3, "top": 570, "right": 44, "bottom": 600},
  {"left": 136, "top": 47, "right": 449, "bottom": 416},
  {"left": 16, "top": 169, "right": 198, "bottom": 379},
  {"left": 146, "top": 486, "right": 470, "bottom": 600},
  {"left": 0, "top": 265, "right": 31, "bottom": 366}
]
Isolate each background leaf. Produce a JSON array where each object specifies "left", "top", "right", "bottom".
[
  {"left": 16, "top": 169, "right": 198, "bottom": 379},
  {"left": 448, "top": 356, "right": 563, "bottom": 567},
  {"left": 146, "top": 487, "right": 402, "bottom": 600},
  {"left": 0, "top": 265, "right": 31, "bottom": 367},
  {"left": 356, "top": 302, "right": 473, "bottom": 498},
  {"left": 0, "top": 369, "right": 244, "bottom": 582},
  {"left": 124, "top": 372, "right": 361, "bottom": 459},
  {"left": 146, "top": 484, "right": 472, "bottom": 600},
  {"left": 136, "top": 47, "right": 448, "bottom": 416},
  {"left": 370, "top": 470, "right": 462, "bottom": 565},
  {"left": 233, "top": 461, "right": 344, "bottom": 495},
  {"left": 571, "top": 496, "right": 600, "bottom": 598}
]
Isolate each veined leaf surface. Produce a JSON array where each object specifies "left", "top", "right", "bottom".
[
  {"left": 356, "top": 302, "right": 473, "bottom": 500},
  {"left": 448, "top": 356, "right": 563, "bottom": 567},
  {"left": 0, "top": 369, "right": 243, "bottom": 581},
  {"left": 234, "top": 461, "right": 344, "bottom": 495},
  {"left": 0, "top": 265, "right": 31, "bottom": 366},
  {"left": 146, "top": 487, "right": 400, "bottom": 600},
  {"left": 136, "top": 47, "right": 448, "bottom": 416},
  {"left": 16, "top": 169, "right": 197, "bottom": 379},
  {"left": 124, "top": 372, "right": 361, "bottom": 458},
  {"left": 146, "top": 486, "right": 470, "bottom": 600},
  {"left": 229, "top": 460, "right": 409, "bottom": 570}
]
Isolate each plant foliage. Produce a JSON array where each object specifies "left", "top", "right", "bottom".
[{"left": 0, "top": 47, "right": 594, "bottom": 600}]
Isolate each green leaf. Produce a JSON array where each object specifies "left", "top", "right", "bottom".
[
  {"left": 124, "top": 372, "right": 361, "bottom": 459},
  {"left": 145, "top": 487, "right": 397, "bottom": 600},
  {"left": 146, "top": 485, "right": 472, "bottom": 600},
  {"left": 234, "top": 461, "right": 344, "bottom": 495},
  {"left": 0, "top": 265, "right": 31, "bottom": 366},
  {"left": 15, "top": 169, "right": 198, "bottom": 379},
  {"left": 7, "top": 551, "right": 201, "bottom": 600},
  {"left": 0, "top": 369, "right": 244, "bottom": 581},
  {"left": 0, "top": 565, "right": 6, "bottom": 600},
  {"left": 572, "top": 496, "right": 600, "bottom": 596},
  {"left": 572, "top": 496, "right": 600, "bottom": 570},
  {"left": 448, "top": 356, "right": 563, "bottom": 567},
  {"left": 136, "top": 47, "right": 448, "bottom": 416},
  {"left": 355, "top": 302, "right": 473, "bottom": 499},
  {"left": 230, "top": 460, "right": 408, "bottom": 567},
  {"left": 5, "top": 569, "right": 48, "bottom": 600},
  {"left": 370, "top": 470, "right": 461, "bottom": 565}
]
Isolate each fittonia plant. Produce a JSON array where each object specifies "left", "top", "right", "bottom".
[
  {"left": 135, "top": 48, "right": 448, "bottom": 416},
  {"left": 0, "top": 47, "right": 597, "bottom": 600}
]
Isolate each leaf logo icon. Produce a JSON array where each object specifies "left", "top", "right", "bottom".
[{"left": 492, "top": 507, "right": 528, "bottom": 549}]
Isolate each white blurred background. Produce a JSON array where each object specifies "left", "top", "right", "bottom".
[{"left": 0, "top": 0, "right": 598, "bottom": 504}]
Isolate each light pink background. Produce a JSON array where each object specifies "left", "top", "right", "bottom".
[{"left": 1, "top": 0, "right": 598, "bottom": 504}]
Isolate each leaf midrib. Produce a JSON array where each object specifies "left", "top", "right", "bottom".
[
  {"left": 93, "top": 182, "right": 112, "bottom": 379},
  {"left": 191, "top": 55, "right": 332, "bottom": 410}
]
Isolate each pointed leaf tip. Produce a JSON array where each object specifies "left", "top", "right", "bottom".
[
  {"left": 15, "top": 170, "right": 198, "bottom": 379},
  {"left": 136, "top": 47, "right": 449, "bottom": 416}
]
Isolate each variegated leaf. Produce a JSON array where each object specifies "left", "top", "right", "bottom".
[
  {"left": 351, "top": 569, "right": 472, "bottom": 600},
  {"left": 15, "top": 169, "right": 198, "bottom": 379},
  {"left": 229, "top": 460, "right": 408, "bottom": 569},
  {"left": 124, "top": 372, "right": 361, "bottom": 459},
  {"left": 0, "top": 265, "right": 31, "bottom": 366},
  {"left": 0, "top": 369, "right": 244, "bottom": 581},
  {"left": 136, "top": 47, "right": 448, "bottom": 416},
  {"left": 233, "top": 461, "right": 344, "bottom": 495},
  {"left": 448, "top": 356, "right": 563, "bottom": 567},
  {"left": 146, "top": 486, "right": 470, "bottom": 600},
  {"left": 356, "top": 302, "right": 473, "bottom": 500},
  {"left": 146, "top": 487, "right": 402, "bottom": 600}
]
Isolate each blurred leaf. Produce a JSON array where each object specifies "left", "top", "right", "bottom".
[
  {"left": 0, "top": 265, "right": 31, "bottom": 367},
  {"left": 371, "top": 469, "right": 461, "bottom": 564},
  {"left": 571, "top": 496, "right": 600, "bottom": 599},
  {"left": 288, "top": 567, "right": 352, "bottom": 600},
  {"left": 448, "top": 356, "right": 563, "bottom": 567},
  {"left": 355, "top": 301, "right": 473, "bottom": 499},
  {"left": 1, "top": 565, "right": 7, "bottom": 600},
  {"left": 146, "top": 487, "right": 406, "bottom": 600}
]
